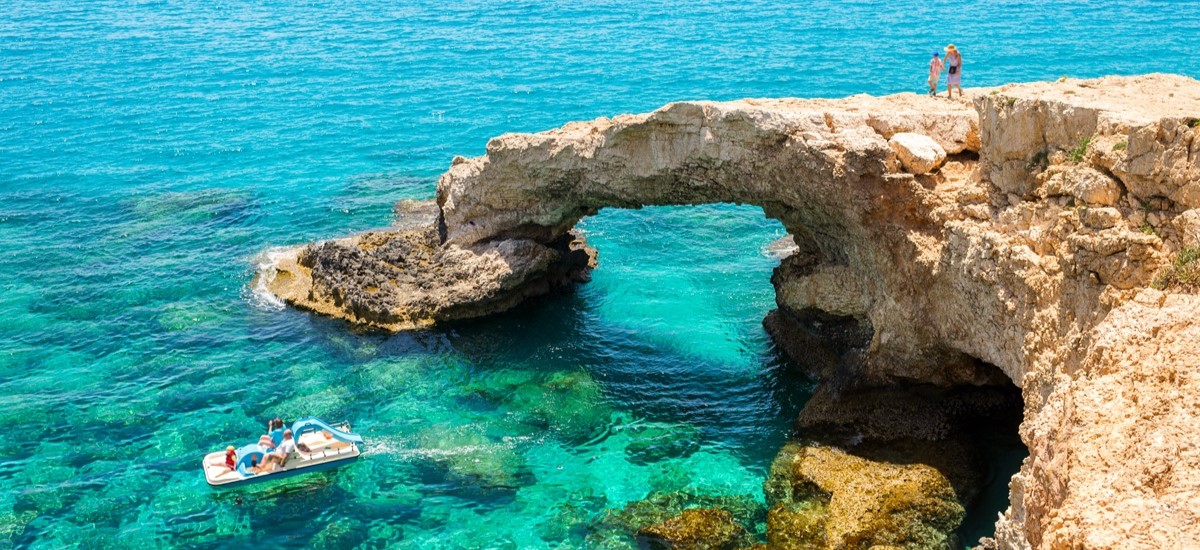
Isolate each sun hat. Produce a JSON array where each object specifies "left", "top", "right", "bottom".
[{"left": 946, "top": 44, "right": 958, "bottom": 52}]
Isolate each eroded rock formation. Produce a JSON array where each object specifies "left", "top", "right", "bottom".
[{"left": 259, "top": 74, "right": 1200, "bottom": 548}]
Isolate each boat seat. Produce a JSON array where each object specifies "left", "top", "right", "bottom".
[{"left": 298, "top": 431, "right": 352, "bottom": 454}]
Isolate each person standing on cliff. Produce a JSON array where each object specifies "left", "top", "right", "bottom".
[
  {"left": 927, "top": 52, "right": 944, "bottom": 96},
  {"left": 944, "top": 44, "right": 963, "bottom": 99}
]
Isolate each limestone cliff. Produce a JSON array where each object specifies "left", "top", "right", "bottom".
[{"left": 259, "top": 74, "right": 1200, "bottom": 548}]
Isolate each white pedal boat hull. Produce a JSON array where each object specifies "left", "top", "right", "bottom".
[{"left": 203, "top": 418, "right": 363, "bottom": 488}]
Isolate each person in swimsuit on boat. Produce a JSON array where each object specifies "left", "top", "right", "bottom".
[
  {"left": 928, "top": 52, "right": 944, "bottom": 96},
  {"left": 944, "top": 44, "right": 963, "bottom": 99},
  {"left": 250, "top": 455, "right": 275, "bottom": 474},
  {"left": 261, "top": 429, "right": 297, "bottom": 469},
  {"left": 208, "top": 445, "right": 237, "bottom": 474}
]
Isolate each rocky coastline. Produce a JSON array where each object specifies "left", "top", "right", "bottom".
[{"left": 259, "top": 74, "right": 1200, "bottom": 548}]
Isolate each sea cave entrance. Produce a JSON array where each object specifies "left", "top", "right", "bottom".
[{"left": 542, "top": 202, "right": 1029, "bottom": 548}]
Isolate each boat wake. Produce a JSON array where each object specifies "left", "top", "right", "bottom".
[{"left": 361, "top": 434, "right": 539, "bottom": 460}]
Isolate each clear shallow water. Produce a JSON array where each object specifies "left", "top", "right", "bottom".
[{"left": 1, "top": 0, "right": 1198, "bottom": 547}]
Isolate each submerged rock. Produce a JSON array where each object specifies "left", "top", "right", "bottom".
[
  {"left": 415, "top": 423, "right": 527, "bottom": 488},
  {"left": 461, "top": 369, "right": 613, "bottom": 443},
  {"left": 762, "top": 383, "right": 1022, "bottom": 549},
  {"left": 588, "top": 491, "right": 764, "bottom": 549},
  {"left": 535, "top": 494, "right": 607, "bottom": 546},
  {"left": 766, "top": 499, "right": 828, "bottom": 549},
  {"left": 311, "top": 519, "right": 368, "bottom": 549},
  {"left": 623, "top": 423, "right": 702, "bottom": 465},
  {"left": 0, "top": 511, "right": 37, "bottom": 545},
  {"left": 637, "top": 508, "right": 750, "bottom": 550},
  {"left": 766, "top": 442, "right": 967, "bottom": 549}
]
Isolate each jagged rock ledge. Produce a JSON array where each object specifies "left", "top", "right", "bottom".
[
  {"left": 261, "top": 199, "right": 595, "bottom": 331},
  {"left": 258, "top": 74, "right": 1200, "bottom": 549}
]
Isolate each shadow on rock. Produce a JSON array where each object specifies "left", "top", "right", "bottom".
[{"left": 763, "top": 383, "right": 1024, "bottom": 549}]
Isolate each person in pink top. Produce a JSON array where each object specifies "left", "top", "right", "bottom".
[{"left": 927, "top": 52, "right": 944, "bottom": 96}]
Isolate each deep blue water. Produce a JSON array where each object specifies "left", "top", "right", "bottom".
[{"left": 1, "top": 0, "right": 1197, "bottom": 547}]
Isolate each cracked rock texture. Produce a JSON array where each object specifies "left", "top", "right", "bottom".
[
  {"left": 260, "top": 74, "right": 1200, "bottom": 549},
  {"left": 259, "top": 199, "right": 595, "bottom": 330}
]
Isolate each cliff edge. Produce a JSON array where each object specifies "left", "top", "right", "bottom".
[{"left": 258, "top": 74, "right": 1200, "bottom": 548}]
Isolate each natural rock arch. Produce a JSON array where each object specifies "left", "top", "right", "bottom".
[
  {"left": 261, "top": 74, "right": 1200, "bottom": 549},
  {"left": 434, "top": 95, "right": 998, "bottom": 387}
]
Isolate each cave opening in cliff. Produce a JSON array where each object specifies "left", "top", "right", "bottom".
[{"left": 563, "top": 201, "right": 1028, "bottom": 548}]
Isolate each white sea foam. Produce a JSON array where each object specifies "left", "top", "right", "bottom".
[{"left": 245, "top": 247, "right": 294, "bottom": 312}]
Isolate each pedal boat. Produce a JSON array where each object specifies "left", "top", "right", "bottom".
[{"left": 203, "top": 417, "right": 363, "bottom": 488}]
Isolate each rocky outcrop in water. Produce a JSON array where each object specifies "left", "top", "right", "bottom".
[
  {"left": 260, "top": 74, "right": 1200, "bottom": 548},
  {"left": 261, "top": 200, "right": 595, "bottom": 331},
  {"left": 764, "top": 384, "right": 1022, "bottom": 549}
]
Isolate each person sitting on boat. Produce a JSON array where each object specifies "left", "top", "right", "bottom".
[
  {"left": 249, "top": 455, "right": 269, "bottom": 474},
  {"left": 257, "top": 433, "right": 276, "bottom": 450},
  {"left": 267, "top": 417, "right": 285, "bottom": 446},
  {"left": 261, "top": 429, "right": 297, "bottom": 468},
  {"left": 207, "top": 445, "right": 238, "bottom": 474}
]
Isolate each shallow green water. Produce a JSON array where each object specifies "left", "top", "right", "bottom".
[{"left": 3, "top": 0, "right": 1198, "bottom": 546}]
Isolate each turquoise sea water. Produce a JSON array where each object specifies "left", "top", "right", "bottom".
[{"left": 2, "top": 1, "right": 1198, "bottom": 547}]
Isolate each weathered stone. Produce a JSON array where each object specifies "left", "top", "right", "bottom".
[
  {"left": 768, "top": 441, "right": 964, "bottom": 550},
  {"left": 1039, "top": 165, "right": 1122, "bottom": 206},
  {"left": 636, "top": 508, "right": 749, "bottom": 550},
  {"left": 761, "top": 383, "right": 1020, "bottom": 550},
  {"left": 1081, "top": 207, "right": 1123, "bottom": 230},
  {"left": 261, "top": 75, "right": 1200, "bottom": 550},
  {"left": 889, "top": 132, "right": 948, "bottom": 174},
  {"left": 1175, "top": 209, "right": 1200, "bottom": 248},
  {"left": 588, "top": 492, "right": 763, "bottom": 549},
  {"left": 981, "top": 74, "right": 1200, "bottom": 208},
  {"left": 256, "top": 200, "right": 596, "bottom": 331},
  {"left": 766, "top": 502, "right": 827, "bottom": 549}
]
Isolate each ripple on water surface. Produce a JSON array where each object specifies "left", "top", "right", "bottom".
[{"left": 2, "top": 0, "right": 1197, "bottom": 546}]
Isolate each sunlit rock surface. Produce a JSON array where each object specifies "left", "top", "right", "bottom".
[{"left": 261, "top": 74, "right": 1200, "bottom": 549}]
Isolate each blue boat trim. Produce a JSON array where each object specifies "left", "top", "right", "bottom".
[{"left": 290, "top": 417, "right": 364, "bottom": 445}]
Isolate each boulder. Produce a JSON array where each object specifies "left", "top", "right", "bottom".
[
  {"left": 1040, "top": 165, "right": 1123, "bottom": 206},
  {"left": 636, "top": 508, "right": 749, "bottom": 550},
  {"left": 765, "top": 442, "right": 967, "bottom": 550},
  {"left": 587, "top": 492, "right": 763, "bottom": 549},
  {"left": 889, "top": 132, "right": 948, "bottom": 174}
]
